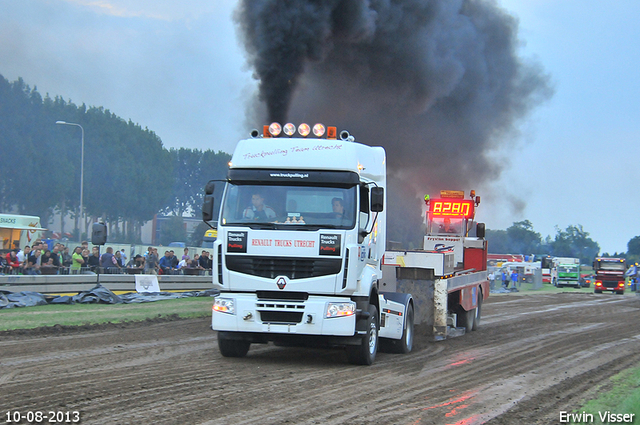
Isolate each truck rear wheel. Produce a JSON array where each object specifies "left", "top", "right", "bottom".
[
  {"left": 346, "top": 304, "right": 379, "bottom": 365},
  {"left": 218, "top": 332, "right": 250, "bottom": 357},
  {"left": 457, "top": 306, "right": 475, "bottom": 331},
  {"left": 472, "top": 292, "right": 483, "bottom": 331}
]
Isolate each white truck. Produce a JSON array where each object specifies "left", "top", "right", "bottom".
[
  {"left": 202, "top": 123, "right": 489, "bottom": 365},
  {"left": 0, "top": 214, "right": 46, "bottom": 252}
]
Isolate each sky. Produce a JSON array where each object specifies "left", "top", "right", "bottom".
[{"left": 1, "top": 0, "right": 638, "bottom": 254}]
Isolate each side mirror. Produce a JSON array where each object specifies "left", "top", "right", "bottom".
[
  {"left": 203, "top": 194, "right": 215, "bottom": 222},
  {"left": 204, "top": 180, "right": 216, "bottom": 195},
  {"left": 91, "top": 222, "right": 108, "bottom": 245},
  {"left": 203, "top": 181, "right": 216, "bottom": 222},
  {"left": 371, "top": 187, "right": 384, "bottom": 212},
  {"left": 476, "top": 222, "right": 485, "bottom": 239}
]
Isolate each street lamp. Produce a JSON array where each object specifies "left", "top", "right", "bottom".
[{"left": 56, "top": 121, "right": 84, "bottom": 239}]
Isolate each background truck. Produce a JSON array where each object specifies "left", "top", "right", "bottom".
[
  {"left": 593, "top": 257, "right": 627, "bottom": 294},
  {"left": 0, "top": 213, "right": 46, "bottom": 254},
  {"left": 539, "top": 255, "right": 558, "bottom": 285},
  {"left": 555, "top": 257, "right": 580, "bottom": 288},
  {"left": 202, "top": 123, "right": 489, "bottom": 365}
]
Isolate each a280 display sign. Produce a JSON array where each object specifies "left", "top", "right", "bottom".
[{"left": 429, "top": 199, "right": 475, "bottom": 218}]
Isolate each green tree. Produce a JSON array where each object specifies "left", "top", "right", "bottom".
[
  {"left": 485, "top": 229, "right": 508, "bottom": 253},
  {"left": 167, "top": 148, "right": 231, "bottom": 218},
  {"left": 486, "top": 221, "right": 542, "bottom": 254},
  {"left": 0, "top": 73, "right": 177, "bottom": 241},
  {"left": 626, "top": 236, "right": 640, "bottom": 264},
  {"left": 550, "top": 224, "right": 600, "bottom": 264},
  {"left": 506, "top": 220, "right": 542, "bottom": 255},
  {"left": 158, "top": 216, "right": 187, "bottom": 246}
]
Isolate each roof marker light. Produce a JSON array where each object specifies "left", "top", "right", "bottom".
[
  {"left": 269, "top": 122, "right": 282, "bottom": 137},
  {"left": 298, "top": 123, "right": 310, "bottom": 137},
  {"left": 313, "top": 123, "right": 325, "bottom": 137},
  {"left": 283, "top": 123, "right": 296, "bottom": 136}
]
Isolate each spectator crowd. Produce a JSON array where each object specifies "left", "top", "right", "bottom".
[{"left": 1, "top": 240, "right": 213, "bottom": 276}]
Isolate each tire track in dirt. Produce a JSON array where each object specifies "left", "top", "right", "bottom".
[{"left": 1, "top": 293, "right": 639, "bottom": 424}]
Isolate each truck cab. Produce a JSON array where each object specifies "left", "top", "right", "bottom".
[
  {"left": 203, "top": 123, "right": 411, "bottom": 365},
  {"left": 593, "top": 257, "right": 626, "bottom": 294}
]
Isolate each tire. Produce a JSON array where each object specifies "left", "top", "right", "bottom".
[
  {"left": 218, "top": 332, "right": 250, "bottom": 357},
  {"left": 472, "top": 291, "right": 483, "bottom": 331},
  {"left": 386, "top": 303, "right": 414, "bottom": 354},
  {"left": 594, "top": 290, "right": 602, "bottom": 294},
  {"left": 346, "top": 304, "right": 379, "bottom": 365},
  {"left": 457, "top": 305, "right": 475, "bottom": 331}
]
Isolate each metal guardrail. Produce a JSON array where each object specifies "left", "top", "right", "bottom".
[
  {"left": 1, "top": 265, "right": 212, "bottom": 276},
  {"left": 0, "top": 266, "right": 215, "bottom": 294}
]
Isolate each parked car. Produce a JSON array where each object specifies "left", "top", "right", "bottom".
[{"left": 579, "top": 275, "right": 592, "bottom": 288}]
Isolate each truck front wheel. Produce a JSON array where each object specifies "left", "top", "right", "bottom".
[
  {"left": 218, "top": 332, "right": 250, "bottom": 357},
  {"left": 346, "top": 304, "right": 379, "bottom": 365}
]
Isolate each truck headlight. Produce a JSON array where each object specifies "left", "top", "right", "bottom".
[
  {"left": 325, "top": 302, "right": 355, "bottom": 318},
  {"left": 213, "top": 297, "right": 236, "bottom": 315}
]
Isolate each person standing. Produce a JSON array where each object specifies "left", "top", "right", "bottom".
[
  {"left": 25, "top": 249, "right": 42, "bottom": 275},
  {"left": 159, "top": 250, "right": 174, "bottom": 275},
  {"left": 17, "top": 245, "right": 30, "bottom": 269},
  {"left": 511, "top": 270, "right": 519, "bottom": 289},
  {"left": 70, "top": 246, "right": 84, "bottom": 274},
  {"left": 5, "top": 251, "right": 21, "bottom": 274},
  {"left": 145, "top": 248, "right": 159, "bottom": 275},
  {"left": 169, "top": 250, "right": 179, "bottom": 269},
  {"left": 81, "top": 249, "right": 90, "bottom": 271},
  {"left": 50, "top": 245, "right": 62, "bottom": 268},
  {"left": 61, "top": 246, "right": 72, "bottom": 267},
  {"left": 88, "top": 247, "right": 100, "bottom": 272},
  {"left": 114, "top": 250, "right": 125, "bottom": 268},
  {"left": 100, "top": 247, "right": 118, "bottom": 272},
  {"left": 182, "top": 248, "right": 190, "bottom": 262},
  {"left": 199, "top": 250, "right": 212, "bottom": 269}
]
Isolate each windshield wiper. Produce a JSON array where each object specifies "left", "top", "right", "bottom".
[{"left": 248, "top": 223, "right": 279, "bottom": 229}]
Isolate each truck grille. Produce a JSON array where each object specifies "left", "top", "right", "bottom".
[
  {"left": 258, "top": 311, "right": 304, "bottom": 324},
  {"left": 256, "top": 298, "right": 306, "bottom": 324},
  {"left": 225, "top": 255, "right": 341, "bottom": 279}
]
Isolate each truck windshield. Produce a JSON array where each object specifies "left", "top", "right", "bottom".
[
  {"left": 429, "top": 217, "right": 465, "bottom": 236},
  {"left": 597, "top": 262, "right": 625, "bottom": 271},
  {"left": 558, "top": 265, "right": 578, "bottom": 273},
  {"left": 221, "top": 183, "right": 356, "bottom": 229}
]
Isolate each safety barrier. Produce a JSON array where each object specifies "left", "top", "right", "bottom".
[{"left": 1, "top": 266, "right": 212, "bottom": 276}]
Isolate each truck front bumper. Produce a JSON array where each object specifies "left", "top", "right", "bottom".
[{"left": 212, "top": 293, "right": 357, "bottom": 337}]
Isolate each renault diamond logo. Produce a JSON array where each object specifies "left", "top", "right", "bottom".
[{"left": 276, "top": 277, "right": 287, "bottom": 290}]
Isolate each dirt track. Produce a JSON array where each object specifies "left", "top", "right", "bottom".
[{"left": 1, "top": 292, "right": 640, "bottom": 425}]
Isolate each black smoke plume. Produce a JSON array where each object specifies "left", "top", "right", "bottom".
[{"left": 236, "top": 0, "right": 552, "bottom": 246}]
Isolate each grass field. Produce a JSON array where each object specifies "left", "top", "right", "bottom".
[
  {"left": 0, "top": 297, "right": 214, "bottom": 331},
  {"left": 570, "top": 364, "right": 640, "bottom": 424}
]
